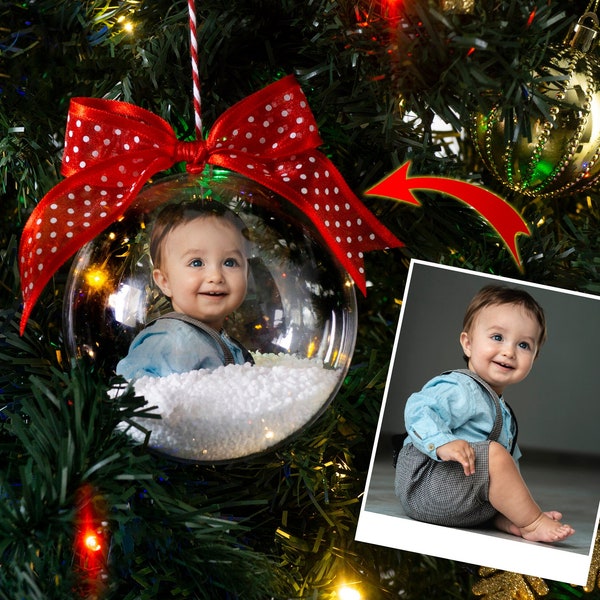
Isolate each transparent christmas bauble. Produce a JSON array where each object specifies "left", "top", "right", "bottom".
[
  {"left": 63, "top": 169, "right": 357, "bottom": 462},
  {"left": 472, "top": 44, "right": 600, "bottom": 199}
]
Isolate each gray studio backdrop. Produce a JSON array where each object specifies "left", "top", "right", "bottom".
[{"left": 376, "top": 260, "right": 600, "bottom": 459}]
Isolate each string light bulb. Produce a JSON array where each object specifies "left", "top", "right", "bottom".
[
  {"left": 85, "top": 267, "right": 109, "bottom": 290},
  {"left": 83, "top": 531, "right": 102, "bottom": 553},
  {"left": 75, "top": 484, "right": 108, "bottom": 597},
  {"left": 337, "top": 584, "right": 362, "bottom": 600},
  {"left": 117, "top": 15, "right": 134, "bottom": 33}
]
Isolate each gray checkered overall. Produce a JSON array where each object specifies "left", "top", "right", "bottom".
[{"left": 394, "top": 369, "right": 510, "bottom": 527}]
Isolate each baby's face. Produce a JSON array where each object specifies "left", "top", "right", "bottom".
[
  {"left": 152, "top": 216, "right": 248, "bottom": 330},
  {"left": 459, "top": 302, "right": 542, "bottom": 395}
]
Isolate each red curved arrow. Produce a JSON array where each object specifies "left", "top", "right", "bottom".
[{"left": 364, "top": 161, "right": 530, "bottom": 267}]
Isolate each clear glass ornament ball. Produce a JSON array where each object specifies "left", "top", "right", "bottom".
[{"left": 63, "top": 169, "right": 358, "bottom": 462}]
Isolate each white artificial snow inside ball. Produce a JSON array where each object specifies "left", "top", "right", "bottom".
[{"left": 120, "top": 352, "right": 340, "bottom": 462}]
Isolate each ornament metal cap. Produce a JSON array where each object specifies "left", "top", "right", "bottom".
[{"left": 565, "top": 11, "right": 600, "bottom": 53}]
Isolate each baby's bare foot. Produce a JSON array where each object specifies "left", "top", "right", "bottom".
[
  {"left": 494, "top": 511, "right": 565, "bottom": 538},
  {"left": 520, "top": 512, "right": 575, "bottom": 543},
  {"left": 494, "top": 514, "right": 522, "bottom": 536}
]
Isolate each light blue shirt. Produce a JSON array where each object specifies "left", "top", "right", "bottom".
[
  {"left": 116, "top": 318, "right": 250, "bottom": 380},
  {"left": 404, "top": 371, "right": 521, "bottom": 462}
]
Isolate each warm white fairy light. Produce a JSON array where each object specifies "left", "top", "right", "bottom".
[
  {"left": 117, "top": 14, "right": 134, "bottom": 33},
  {"left": 337, "top": 584, "right": 362, "bottom": 600}
]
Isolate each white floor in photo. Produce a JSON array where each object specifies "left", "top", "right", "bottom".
[{"left": 356, "top": 448, "right": 600, "bottom": 586}]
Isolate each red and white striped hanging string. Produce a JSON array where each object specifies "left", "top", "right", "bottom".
[{"left": 188, "top": 0, "right": 202, "bottom": 138}]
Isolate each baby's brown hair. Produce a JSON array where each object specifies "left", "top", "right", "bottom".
[
  {"left": 462, "top": 285, "right": 547, "bottom": 361},
  {"left": 149, "top": 201, "right": 250, "bottom": 270}
]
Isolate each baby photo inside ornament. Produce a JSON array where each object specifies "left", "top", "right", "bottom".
[
  {"left": 356, "top": 260, "right": 600, "bottom": 587},
  {"left": 63, "top": 169, "right": 357, "bottom": 462}
]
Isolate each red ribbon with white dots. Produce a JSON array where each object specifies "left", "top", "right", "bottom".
[{"left": 18, "top": 75, "right": 402, "bottom": 333}]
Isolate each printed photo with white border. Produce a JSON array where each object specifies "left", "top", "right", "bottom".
[{"left": 356, "top": 259, "right": 600, "bottom": 586}]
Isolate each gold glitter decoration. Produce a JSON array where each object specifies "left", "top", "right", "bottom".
[
  {"left": 583, "top": 530, "right": 600, "bottom": 592},
  {"left": 472, "top": 568, "right": 549, "bottom": 600},
  {"left": 441, "top": 0, "right": 475, "bottom": 13}
]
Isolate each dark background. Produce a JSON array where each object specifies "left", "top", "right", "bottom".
[{"left": 377, "top": 260, "right": 600, "bottom": 459}]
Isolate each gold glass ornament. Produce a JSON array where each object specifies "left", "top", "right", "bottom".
[{"left": 472, "top": 12, "right": 600, "bottom": 199}]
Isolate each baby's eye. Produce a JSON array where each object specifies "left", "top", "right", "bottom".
[
  {"left": 189, "top": 258, "right": 204, "bottom": 268},
  {"left": 491, "top": 334, "right": 503, "bottom": 341},
  {"left": 223, "top": 257, "right": 240, "bottom": 267},
  {"left": 518, "top": 341, "right": 531, "bottom": 350}
]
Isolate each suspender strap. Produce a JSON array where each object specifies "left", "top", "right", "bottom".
[
  {"left": 443, "top": 369, "right": 518, "bottom": 455},
  {"left": 155, "top": 311, "right": 235, "bottom": 365},
  {"left": 503, "top": 400, "right": 519, "bottom": 455}
]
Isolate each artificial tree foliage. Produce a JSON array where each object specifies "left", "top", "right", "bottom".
[{"left": 2, "top": 0, "right": 600, "bottom": 598}]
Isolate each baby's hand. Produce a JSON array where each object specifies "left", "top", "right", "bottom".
[{"left": 436, "top": 440, "right": 475, "bottom": 476}]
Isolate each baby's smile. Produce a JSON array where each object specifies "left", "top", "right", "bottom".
[{"left": 494, "top": 360, "right": 514, "bottom": 370}]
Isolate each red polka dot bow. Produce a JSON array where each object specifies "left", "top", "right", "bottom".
[{"left": 18, "top": 75, "right": 402, "bottom": 333}]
